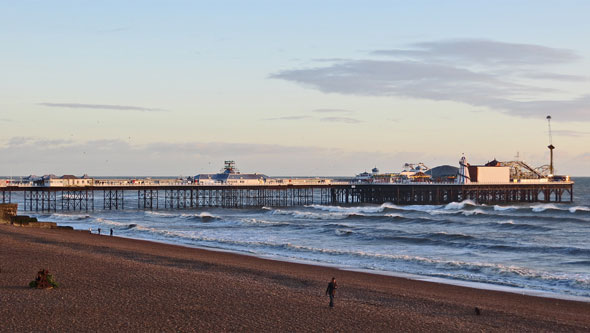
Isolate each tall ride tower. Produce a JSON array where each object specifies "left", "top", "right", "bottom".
[{"left": 546, "top": 115, "right": 555, "bottom": 175}]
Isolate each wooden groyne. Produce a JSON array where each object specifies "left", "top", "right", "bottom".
[{"left": 0, "top": 182, "right": 574, "bottom": 211}]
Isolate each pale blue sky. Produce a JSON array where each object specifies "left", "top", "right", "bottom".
[{"left": 1, "top": 1, "right": 589, "bottom": 176}]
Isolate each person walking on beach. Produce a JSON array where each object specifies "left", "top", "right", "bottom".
[
  {"left": 110, "top": 228, "right": 113, "bottom": 236},
  {"left": 98, "top": 228, "right": 101, "bottom": 235},
  {"left": 325, "top": 277, "right": 338, "bottom": 308}
]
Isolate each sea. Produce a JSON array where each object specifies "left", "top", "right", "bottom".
[{"left": 17, "top": 177, "right": 590, "bottom": 301}]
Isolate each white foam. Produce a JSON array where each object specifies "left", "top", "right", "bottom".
[
  {"left": 145, "top": 211, "right": 177, "bottom": 217},
  {"left": 444, "top": 199, "right": 477, "bottom": 210},
  {"left": 145, "top": 211, "right": 219, "bottom": 220},
  {"left": 94, "top": 217, "right": 127, "bottom": 227},
  {"left": 47, "top": 213, "right": 91, "bottom": 221},
  {"left": 240, "top": 218, "right": 288, "bottom": 226},
  {"left": 272, "top": 209, "right": 347, "bottom": 220},
  {"left": 180, "top": 212, "right": 218, "bottom": 219},
  {"left": 306, "top": 203, "right": 386, "bottom": 214},
  {"left": 494, "top": 205, "right": 518, "bottom": 211},
  {"left": 569, "top": 206, "right": 590, "bottom": 213},
  {"left": 335, "top": 229, "right": 354, "bottom": 236},
  {"left": 532, "top": 204, "right": 559, "bottom": 212},
  {"left": 462, "top": 209, "right": 485, "bottom": 216}
]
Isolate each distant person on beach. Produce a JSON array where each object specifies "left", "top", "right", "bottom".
[
  {"left": 98, "top": 228, "right": 101, "bottom": 235},
  {"left": 325, "top": 277, "right": 338, "bottom": 307},
  {"left": 110, "top": 228, "right": 113, "bottom": 236}
]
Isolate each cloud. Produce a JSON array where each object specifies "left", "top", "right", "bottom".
[
  {"left": 552, "top": 130, "right": 590, "bottom": 137},
  {"left": 520, "top": 72, "right": 587, "bottom": 82},
  {"left": 6, "top": 137, "right": 74, "bottom": 147},
  {"left": 489, "top": 95, "right": 590, "bottom": 119},
  {"left": 2, "top": 137, "right": 588, "bottom": 176},
  {"left": 264, "top": 115, "right": 311, "bottom": 121},
  {"left": 39, "top": 103, "right": 165, "bottom": 112},
  {"left": 371, "top": 39, "right": 580, "bottom": 66},
  {"left": 271, "top": 39, "right": 590, "bottom": 121},
  {"left": 312, "top": 108, "right": 354, "bottom": 114},
  {"left": 0, "top": 118, "right": 12, "bottom": 122},
  {"left": 0, "top": 137, "right": 394, "bottom": 176},
  {"left": 320, "top": 117, "right": 362, "bottom": 124}
]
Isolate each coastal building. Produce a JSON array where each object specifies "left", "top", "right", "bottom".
[
  {"left": 195, "top": 161, "right": 268, "bottom": 185},
  {"left": 354, "top": 167, "right": 384, "bottom": 183},
  {"left": 42, "top": 174, "right": 93, "bottom": 187},
  {"left": 354, "top": 171, "right": 373, "bottom": 183},
  {"left": 426, "top": 165, "right": 458, "bottom": 183},
  {"left": 467, "top": 165, "right": 510, "bottom": 183},
  {"left": 400, "top": 163, "right": 430, "bottom": 180},
  {"left": 269, "top": 178, "right": 332, "bottom": 185}
]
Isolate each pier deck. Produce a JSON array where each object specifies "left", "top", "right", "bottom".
[{"left": 0, "top": 182, "right": 574, "bottom": 211}]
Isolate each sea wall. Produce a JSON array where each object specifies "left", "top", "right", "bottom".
[
  {"left": 0, "top": 203, "right": 18, "bottom": 223},
  {"left": 0, "top": 203, "right": 72, "bottom": 230}
]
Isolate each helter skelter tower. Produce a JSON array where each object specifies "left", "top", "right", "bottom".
[
  {"left": 546, "top": 115, "right": 555, "bottom": 175},
  {"left": 455, "top": 154, "right": 471, "bottom": 184}
]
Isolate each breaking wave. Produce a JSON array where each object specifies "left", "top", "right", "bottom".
[
  {"left": 531, "top": 204, "right": 560, "bottom": 212},
  {"left": 145, "top": 211, "right": 220, "bottom": 221}
]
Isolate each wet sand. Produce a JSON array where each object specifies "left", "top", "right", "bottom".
[{"left": 1, "top": 224, "right": 589, "bottom": 332}]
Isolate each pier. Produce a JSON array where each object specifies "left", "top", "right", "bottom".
[{"left": 0, "top": 182, "right": 574, "bottom": 212}]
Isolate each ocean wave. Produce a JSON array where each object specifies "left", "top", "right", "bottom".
[
  {"left": 306, "top": 202, "right": 460, "bottom": 215},
  {"left": 427, "top": 209, "right": 459, "bottom": 216},
  {"left": 376, "top": 231, "right": 477, "bottom": 247},
  {"left": 335, "top": 229, "right": 354, "bottom": 236},
  {"left": 240, "top": 218, "right": 289, "bottom": 227},
  {"left": 386, "top": 204, "right": 443, "bottom": 212},
  {"left": 93, "top": 217, "right": 128, "bottom": 227},
  {"left": 562, "top": 260, "right": 590, "bottom": 266},
  {"left": 517, "top": 215, "right": 590, "bottom": 224},
  {"left": 145, "top": 211, "right": 178, "bottom": 218},
  {"left": 490, "top": 220, "right": 552, "bottom": 232},
  {"left": 569, "top": 206, "right": 590, "bottom": 213},
  {"left": 493, "top": 205, "right": 519, "bottom": 211},
  {"left": 427, "top": 208, "right": 485, "bottom": 216},
  {"left": 343, "top": 213, "right": 403, "bottom": 221},
  {"left": 43, "top": 213, "right": 91, "bottom": 221},
  {"left": 531, "top": 204, "right": 560, "bottom": 212},
  {"left": 461, "top": 209, "right": 486, "bottom": 216},
  {"left": 444, "top": 199, "right": 477, "bottom": 210},
  {"left": 305, "top": 203, "right": 392, "bottom": 214},
  {"left": 488, "top": 243, "right": 590, "bottom": 256},
  {"left": 145, "top": 211, "right": 220, "bottom": 221},
  {"left": 180, "top": 212, "right": 220, "bottom": 222},
  {"left": 272, "top": 209, "right": 348, "bottom": 220}
]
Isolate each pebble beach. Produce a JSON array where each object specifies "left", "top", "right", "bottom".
[{"left": 1, "top": 224, "right": 589, "bottom": 332}]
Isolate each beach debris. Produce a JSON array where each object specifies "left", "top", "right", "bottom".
[
  {"left": 29, "top": 269, "right": 59, "bottom": 289},
  {"left": 474, "top": 307, "right": 481, "bottom": 315}
]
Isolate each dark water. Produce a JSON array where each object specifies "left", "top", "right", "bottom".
[{"left": 25, "top": 178, "right": 590, "bottom": 300}]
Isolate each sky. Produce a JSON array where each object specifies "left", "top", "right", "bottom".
[{"left": 1, "top": 1, "right": 589, "bottom": 177}]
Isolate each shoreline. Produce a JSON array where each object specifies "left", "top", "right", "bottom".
[
  {"left": 2, "top": 224, "right": 589, "bottom": 331},
  {"left": 149, "top": 236, "right": 590, "bottom": 304}
]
